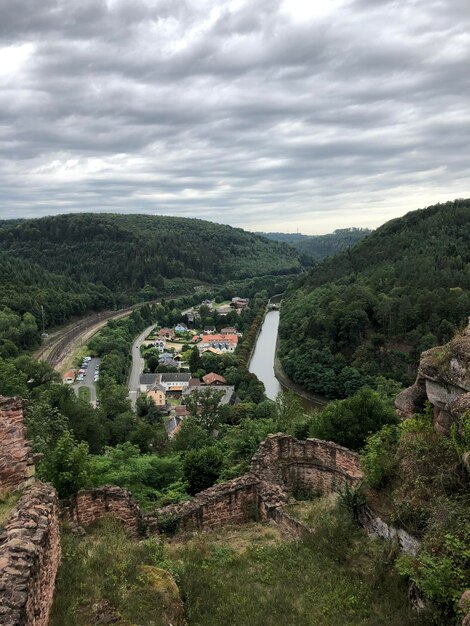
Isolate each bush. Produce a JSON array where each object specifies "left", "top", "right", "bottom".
[{"left": 361, "top": 425, "right": 399, "bottom": 489}]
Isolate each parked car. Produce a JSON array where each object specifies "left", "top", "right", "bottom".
[{"left": 76, "top": 375, "right": 84, "bottom": 382}]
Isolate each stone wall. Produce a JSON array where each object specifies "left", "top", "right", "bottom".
[
  {"left": 63, "top": 485, "right": 145, "bottom": 537},
  {"left": 0, "top": 396, "right": 35, "bottom": 497},
  {"left": 147, "top": 475, "right": 265, "bottom": 534},
  {"left": 251, "top": 433, "right": 363, "bottom": 493},
  {"left": 0, "top": 482, "right": 60, "bottom": 626}
]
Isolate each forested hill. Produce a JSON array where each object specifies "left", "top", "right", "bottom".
[
  {"left": 279, "top": 199, "right": 470, "bottom": 399},
  {"left": 259, "top": 227, "right": 371, "bottom": 261},
  {"left": 0, "top": 213, "right": 301, "bottom": 352},
  {"left": 0, "top": 214, "right": 301, "bottom": 292}
]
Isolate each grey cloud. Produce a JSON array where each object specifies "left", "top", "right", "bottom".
[{"left": 0, "top": 0, "right": 469, "bottom": 232}]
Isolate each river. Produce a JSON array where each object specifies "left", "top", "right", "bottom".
[
  {"left": 249, "top": 309, "right": 326, "bottom": 411},
  {"left": 249, "top": 310, "right": 282, "bottom": 401}
]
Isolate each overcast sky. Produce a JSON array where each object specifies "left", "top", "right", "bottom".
[{"left": 0, "top": 0, "right": 469, "bottom": 233}]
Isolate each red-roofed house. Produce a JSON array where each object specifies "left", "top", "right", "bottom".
[
  {"left": 202, "top": 372, "right": 227, "bottom": 386},
  {"left": 198, "top": 334, "right": 238, "bottom": 353}
]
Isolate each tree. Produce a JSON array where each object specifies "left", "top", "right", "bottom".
[
  {"left": 39, "top": 430, "right": 91, "bottom": 498},
  {"left": 183, "top": 446, "right": 223, "bottom": 494},
  {"left": 184, "top": 388, "right": 224, "bottom": 432},
  {"left": 189, "top": 347, "right": 202, "bottom": 372},
  {"left": 310, "top": 387, "right": 397, "bottom": 451}
]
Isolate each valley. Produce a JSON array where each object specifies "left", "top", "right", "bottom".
[{"left": 0, "top": 205, "right": 469, "bottom": 626}]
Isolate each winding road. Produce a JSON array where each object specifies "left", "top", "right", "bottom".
[{"left": 128, "top": 324, "right": 157, "bottom": 408}]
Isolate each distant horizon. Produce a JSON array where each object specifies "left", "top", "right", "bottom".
[
  {"left": 1, "top": 1, "right": 469, "bottom": 234},
  {"left": 0, "top": 199, "right": 466, "bottom": 236}
]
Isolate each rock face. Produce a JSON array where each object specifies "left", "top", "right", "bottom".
[
  {"left": 0, "top": 482, "right": 60, "bottom": 626},
  {"left": 395, "top": 320, "right": 470, "bottom": 434},
  {"left": 0, "top": 397, "right": 36, "bottom": 497}
]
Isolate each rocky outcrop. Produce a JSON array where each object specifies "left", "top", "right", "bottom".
[
  {"left": 395, "top": 320, "right": 470, "bottom": 434},
  {"left": 460, "top": 589, "right": 470, "bottom": 626},
  {"left": 0, "top": 482, "right": 60, "bottom": 626},
  {"left": 357, "top": 504, "right": 420, "bottom": 555},
  {"left": 0, "top": 397, "right": 36, "bottom": 497}
]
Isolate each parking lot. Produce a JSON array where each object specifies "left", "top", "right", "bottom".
[{"left": 73, "top": 356, "right": 100, "bottom": 405}]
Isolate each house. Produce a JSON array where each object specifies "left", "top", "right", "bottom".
[
  {"left": 146, "top": 383, "right": 166, "bottom": 407},
  {"left": 63, "top": 370, "right": 76, "bottom": 384},
  {"left": 158, "top": 328, "right": 175, "bottom": 340},
  {"left": 189, "top": 377, "right": 201, "bottom": 388},
  {"left": 174, "top": 405, "right": 189, "bottom": 417},
  {"left": 221, "top": 327, "right": 237, "bottom": 334},
  {"left": 192, "top": 335, "right": 200, "bottom": 343},
  {"left": 175, "top": 323, "right": 188, "bottom": 333},
  {"left": 139, "top": 373, "right": 158, "bottom": 393},
  {"left": 165, "top": 415, "right": 183, "bottom": 438},
  {"left": 198, "top": 333, "right": 238, "bottom": 353},
  {"left": 200, "top": 347, "right": 223, "bottom": 355},
  {"left": 230, "top": 297, "right": 249, "bottom": 310},
  {"left": 204, "top": 325, "right": 216, "bottom": 334},
  {"left": 202, "top": 372, "right": 227, "bottom": 386},
  {"left": 157, "top": 372, "right": 192, "bottom": 393},
  {"left": 183, "top": 385, "right": 236, "bottom": 406},
  {"left": 153, "top": 339, "right": 166, "bottom": 352}
]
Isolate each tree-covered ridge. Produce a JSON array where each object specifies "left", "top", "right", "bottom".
[
  {"left": 259, "top": 227, "right": 371, "bottom": 261},
  {"left": 0, "top": 213, "right": 301, "bottom": 295},
  {"left": 279, "top": 199, "right": 470, "bottom": 398}
]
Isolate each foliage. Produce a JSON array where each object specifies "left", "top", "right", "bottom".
[
  {"left": 361, "top": 425, "right": 399, "bottom": 489},
  {"left": 88, "top": 443, "right": 185, "bottom": 508},
  {"left": 183, "top": 446, "right": 224, "bottom": 495},
  {"left": 39, "top": 431, "right": 91, "bottom": 499},
  {"left": 183, "top": 387, "right": 225, "bottom": 432},
  {"left": 280, "top": 200, "right": 470, "bottom": 398},
  {"left": 50, "top": 520, "right": 176, "bottom": 626},
  {"left": 309, "top": 387, "right": 397, "bottom": 451},
  {"left": 260, "top": 227, "right": 371, "bottom": 261}
]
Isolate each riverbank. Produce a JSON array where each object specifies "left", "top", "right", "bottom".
[{"left": 273, "top": 344, "right": 327, "bottom": 410}]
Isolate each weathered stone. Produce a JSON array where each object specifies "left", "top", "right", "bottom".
[
  {"left": 0, "top": 397, "right": 35, "bottom": 496},
  {"left": 396, "top": 320, "right": 470, "bottom": 434},
  {"left": 395, "top": 378, "right": 427, "bottom": 419},
  {"left": 460, "top": 590, "right": 470, "bottom": 626},
  {"left": 0, "top": 482, "right": 60, "bottom": 626}
]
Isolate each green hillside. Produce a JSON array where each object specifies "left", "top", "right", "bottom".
[
  {"left": 0, "top": 213, "right": 302, "bottom": 351},
  {"left": 279, "top": 199, "right": 470, "bottom": 398},
  {"left": 259, "top": 227, "right": 371, "bottom": 261},
  {"left": 0, "top": 213, "right": 301, "bottom": 294}
]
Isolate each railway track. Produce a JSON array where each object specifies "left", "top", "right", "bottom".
[{"left": 37, "top": 308, "right": 133, "bottom": 368}]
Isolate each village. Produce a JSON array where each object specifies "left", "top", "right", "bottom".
[{"left": 138, "top": 296, "right": 250, "bottom": 437}]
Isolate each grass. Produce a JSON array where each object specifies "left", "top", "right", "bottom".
[
  {"left": 51, "top": 500, "right": 432, "bottom": 626},
  {"left": 0, "top": 491, "right": 20, "bottom": 527},
  {"left": 50, "top": 519, "right": 183, "bottom": 626},
  {"left": 77, "top": 386, "right": 91, "bottom": 402},
  {"left": 172, "top": 503, "right": 430, "bottom": 626}
]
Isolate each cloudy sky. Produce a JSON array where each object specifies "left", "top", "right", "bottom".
[{"left": 0, "top": 0, "right": 469, "bottom": 233}]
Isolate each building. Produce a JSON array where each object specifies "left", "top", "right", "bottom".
[
  {"left": 175, "top": 323, "right": 188, "bottom": 333},
  {"left": 221, "top": 327, "right": 237, "bottom": 334},
  {"left": 157, "top": 328, "right": 175, "bottom": 340},
  {"left": 203, "top": 325, "right": 216, "bottom": 334},
  {"left": 63, "top": 370, "right": 76, "bottom": 384},
  {"left": 157, "top": 372, "right": 192, "bottom": 393},
  {"left": 146, "top": 383, "right": 166, "bottom": 407},
  {"left": 197, "top": 333, "right": 238, "bottom": 353},
  {"left": 202, "top": 372, "right": 227, "bottom": 386},
  {"left": 139, "top": 373, "right": 158, "bottom": 393},
  {"left": 231, "top": 297, "right": 249, "bottom": 310}
]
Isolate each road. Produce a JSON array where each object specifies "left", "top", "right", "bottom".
[
  {"left": 128, "top": 325, "right": 157, "bottom": 408},
  {"left": 73, "top": 357, "right": 100, "bottom": 406}
]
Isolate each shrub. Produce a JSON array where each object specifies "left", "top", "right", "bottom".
[{"left": 361, "top": 425, "right": 399, "bottom": 489}]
